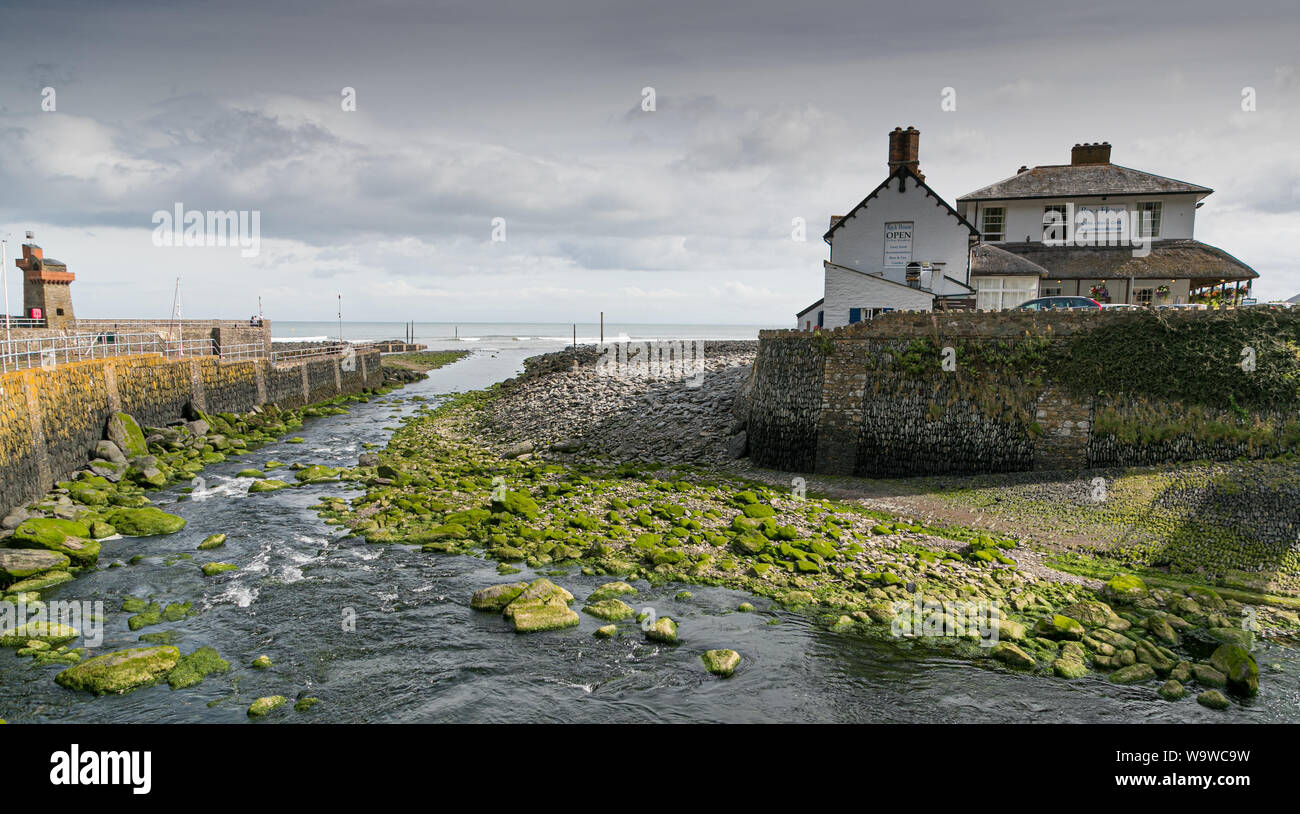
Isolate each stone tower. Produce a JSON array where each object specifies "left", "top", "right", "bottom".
[{"left": 15, "top": 236, "right": 76, "bottom": 329}]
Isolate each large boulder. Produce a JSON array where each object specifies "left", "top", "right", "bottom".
[
  {"left": 105, "top": 413, "right": 148, "bottom": 458},
  {"left": 582, "top": 599, "right": 636, "bottom": 621},
  {"left": 470, "top": 582, "right": 528, "bottom": 611},
  {"left": 55, "top": 646, "right": 180, "bottom": 695},
  {"left": 0, "top": 548, "right": 70, "bottom": 581},
  {"left": 1209, "top": 644, "right": 1258, "bottom": 697},
  {"left": 587, "top": 581, "right": 637, "bottom": 603},
  {"left": 105, "top": 507, "right": 186, "bottom": 537},
  {"left": 1034, "top": 614, "right": 1086, "bottom": 641},
  {"left": 9, "top": 518, "right": 100, "bottom": 566},
  {"left": 1103, "top": 574, "right": 1147, "bottom": 603},
  {"left": 502, "top": 578, "right": 578, "bottom": 633},
  {"left": 1058, "top": 601, "right": 1121, "bottom": 628}
]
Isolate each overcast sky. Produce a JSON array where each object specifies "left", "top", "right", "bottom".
[{"left": 1, "top": 0, "right": 1297, "bottom": 324}]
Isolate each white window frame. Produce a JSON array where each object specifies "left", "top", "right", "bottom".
[
  {"left": 982, "top": 207, "right": 1006, "bottom": 242},
  {"left": 975, "top": 275, "right": 1038, "bottom": 310},
  {"left": 1135, "top": 200, "right": 1162, "bottom": 238}
]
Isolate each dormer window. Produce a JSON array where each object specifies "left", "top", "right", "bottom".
[{"left": 981, "top": 207, "right": 1005, "bottom": 241}]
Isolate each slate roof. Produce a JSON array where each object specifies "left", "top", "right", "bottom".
[
  {"left": 985, "top": 239, "right": 1257, "bottom": 282},
  {"left": 796, "top": 298, "right": 824, "bottom": 317},
  {"left": 970, "top": 243, "right": 1050, "bottom": 277},
  {"left": 958, "top": 164, "right": 1212, "bottom": 202}
]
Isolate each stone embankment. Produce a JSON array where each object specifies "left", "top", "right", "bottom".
[{"left": 484, "top": 341, "right": 757, "bottom": 465}]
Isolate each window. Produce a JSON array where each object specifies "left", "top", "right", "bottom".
[
  {"left": 975, "top": 276, "right": 1038, "bottom": 310},
  {"left": 1042, "top": 205, "right": 1068, "bottom": 242},
  {"left": 982, "top": 207, "right": 1006, "bottom": 241},
  {"left": 1135, "top": 288, "right": 1154, "bottom": 306},
  {"left": 1041, "top": 286, "right": 1063, "bottom": 297},
  {"left": 1136, "top": 201, "right": 1162, "bottom": 238}
]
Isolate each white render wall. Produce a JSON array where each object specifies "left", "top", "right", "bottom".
[
  {"left": 959, "top": 194, "right": 1199, "bottom": 244},
  {"left": 829, "top": 174, "right": 974, "bottom": 286},
  {"left": 822, "top": 262, "right": 934, "bottom": 329}
]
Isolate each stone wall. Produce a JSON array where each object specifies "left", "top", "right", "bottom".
[
  {"left": 0, "top": 349, "right": 381, "bottom": 513},
  {"left": 747, "top": 310, "right": 1300, "bottom": 477}
]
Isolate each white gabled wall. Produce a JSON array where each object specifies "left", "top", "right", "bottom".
[{"left": 829, "top": 173, "right": 973, "bottom": 286}]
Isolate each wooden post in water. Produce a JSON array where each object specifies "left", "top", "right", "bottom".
[
  {"left": 572, "top": 324, "right": 576, "bottom": 348},
  {"left": 600, "top": 312, "right": 604, "bottom": 343}
]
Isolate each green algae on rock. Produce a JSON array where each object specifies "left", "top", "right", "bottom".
[
  {"left": 1209, "top": 644, "right": 1258, "bottom": 697},
  {"left": 594, "top": 624, "right": 618, "bottom": 638},
  {"left": 197, "top": 533, "right": 227, "bottom": 550},
  {"left": 201, "top": 562, "right": 239, "bottom": 576},
  {"left": 0, "top": 548, "right": 70, "bottom": 581},
  {"left": 249, "top": 479, "right": 291, "bottom": 493},
  {"left": 582, "top": 598, "right": 635, "bottom": 621},
  {"left": 502, "top": 578, "right": 579, "bottom": 633},
  {"left": 248, "top": 695, "right": 288, "bottom": 717},
  {"left": 9, "top": 518, "right": 101, "bottom": 566},
  {"left": 470, "top": 582, "right": 528, "bottom": 611},
  {"left": 701, "top": 649, "right": 741, "bottom": 677},
  {"left": 644, "top": 616, "right": 679, "bottom": 644},
  {"left": 55, "top": 646, "right": 181, "bottom": 695},
  {"left": 587, "top": 581, "right": 637, "bottom": 602},
  {"left": 167, "top": 646, "right": 231, "bottom": 689},
  {"left": 1197, "top": 689, "right": 1231, "bottom": 710},
  {"left": 0, "top": 621, "right": 79, "bottom": 647},
  {"left": 105, "top": 507, "right": 186, "bottom": 537},
  {"left": 252, "top": 655, "right": 273, "bottom": 669}
]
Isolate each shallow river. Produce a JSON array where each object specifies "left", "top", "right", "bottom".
[{"left": 3, "top": 350, "right": 1297, "bottom": 723}]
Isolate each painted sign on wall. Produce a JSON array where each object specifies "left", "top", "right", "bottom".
[{"left": 884, "top": 221, "right": 913, "bottom": 267}]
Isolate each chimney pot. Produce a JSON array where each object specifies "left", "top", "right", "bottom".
[{"left": 1071, "top": 142, "right": 1112, "bottom": 165}]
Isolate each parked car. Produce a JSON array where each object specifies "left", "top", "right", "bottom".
[
  {"left": 1101, "top": 303, "right": 1142, "bottom": 310},
  {"left": 1014, "top": 296, "right": 1102, "bottom": 311}
]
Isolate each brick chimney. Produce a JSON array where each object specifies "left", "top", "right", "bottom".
[
  {"left": 888, "top": 126, "right": 923, "bottom": 181},
  {"left": 1071, "top": 142, "right": 1112, "bottom": 165}
]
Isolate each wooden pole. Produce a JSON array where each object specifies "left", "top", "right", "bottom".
[{"left": 600, "top": 312, "right": 604, "bottom": 343}]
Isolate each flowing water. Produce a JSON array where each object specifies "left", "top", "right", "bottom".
[{"left": 3, "top": 349, "right": 1298, "bottom": 723}]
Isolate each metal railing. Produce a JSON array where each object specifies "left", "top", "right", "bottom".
[
  {"left": 74, "top": 318, "right": 266, "bottom": 331},
  {"left": 218, "top": 342, "right": 269, "bottom": 361},
  {"left": 0, "top": 332, "right": 215, "bottom": 373},
  {"left": 1, "top": 316, "right": 47, "bottom": 329}
]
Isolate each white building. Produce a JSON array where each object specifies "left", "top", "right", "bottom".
[
  {"left": 796, "top": 135, "right": 1260, "bottom": 327},
  {"left": 957, "top": 142, "right": 1257, "bottom": 308},
  {"left": 795, "top": 127, "right": 978, "bottom": 330}
]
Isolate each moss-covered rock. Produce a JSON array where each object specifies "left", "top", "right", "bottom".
[
  {"left": 644, "top": 616, "right": 678, "bottom": 644},
  {"left": 594, "top": 624, "right": 618, "bottom": 638},
  {"left": 9, "top": 518, "right": 100, "bottom": 566},
  {"left": 1158, "top": 680, "right": 1186, "bottom": 701},
  {"left": 0, "top": 621, "right": 79, "bottom": 647},
  {"left": 166, "top": 646, "right": 231, "bottom": 689},
  {"left": 582, "top": 599, "right": 635, "bottom": 621},
  {"left": 1058, "top": 601, "right": 1120, "bottom": 628},
  {"left": 248, "top": 695, "right": 288, "bottom": 717},
  {"left": 1197, "top": 689, "right": 1231, "bottom": 710},
  {"left": 294, "top": 697, "right": 321, "bottom": 712},
  {"left": 197, "top": 533, "right": 227, "bottom": 550},
  {"left": 992, "top": 641, "right": 1036, "bottom": 671},
  {"left": 4, "top": 569, "right": 75, "bottom": 593},
  {"left": 106, "top": 412, "right": 148, "bottom": 458},
  {"left": 1209, "top": 644, "right": 1258, "bottom": 697},
  {"left": 295, "top": 465, "right": 342, "bottom": 483},
  {"left": 701, "top": 649, "right": 741, "bottom": 677},
  {"left": 1103, "top": 574, "right": 1147, "bottom": 603},
  {"left": 737, "top": 602, "right": 756, "bottom": 613},
  {"left": 201, "top": 562, "right": 238, "bottom": 576},
  {"left": 502, "top": 578, "right": 579, "bottom": 632},
  {"left": 1109, "top": 663, "right": 1156, "bottom": 684},
  {"left": 587, "top": 581, "right": 637, "bottom": 602},
  {"left": 55, "top": 646, "right": 180, "bottom": 695},
  {"left": 0, "top": 548, "right": 70, "bottom": 581},
  {"left": 492, "top": 490, "right": 540, "bottom": 520},
  {"left": 248, "top": 479, "right": 291, "bottom": 493},
  {"left": 1034, "top": 614, "right": 1086, "bottom": 641},
  {"left": 106, "top": 507, "right": 186, "bottom": 537},
  {"left": 470, "top": 582, "right": 529, "bottom": 611},
  {"left": 252, "top": 655, "right": 272, "bottom": 669}
]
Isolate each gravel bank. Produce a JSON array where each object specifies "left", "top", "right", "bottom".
[{"left": 484, "top": 342, "right": 756, "bottom": 465}]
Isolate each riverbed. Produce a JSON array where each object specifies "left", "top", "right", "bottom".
[{"left": 2, "top": 349, "right": 1297, "bottom": 723}]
